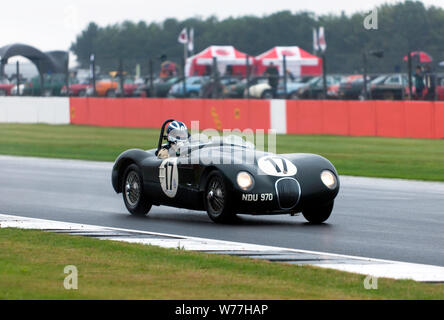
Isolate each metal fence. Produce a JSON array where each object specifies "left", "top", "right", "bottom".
[{"left": 1, "top": 51, "right": 443, "bottom": 101}]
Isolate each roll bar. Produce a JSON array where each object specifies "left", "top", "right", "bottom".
[{"left": 156, "top": 119, "right": 175, "bottom": 156}]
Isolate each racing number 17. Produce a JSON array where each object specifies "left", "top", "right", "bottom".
[{"left": 165, "top": 162, "right": 175, "bottom": 190}]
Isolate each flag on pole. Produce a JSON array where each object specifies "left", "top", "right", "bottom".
[
  {"left": 188, "top": 28, "right": 194, "bottom": 53},
  {"left": 318, "top": 26, "right": 327, "bottom": 52},
  {"left": 89, "top": 54, "right": 95, "bottom": 78},
  {"left": 178, "top": 28, "right": 188, "bottom": 44},
  {"left": 313, "top": 28, "right": 319, "bottom": 53}
]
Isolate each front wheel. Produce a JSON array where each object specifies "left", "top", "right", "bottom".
[
  {"left": 204, "top": 171, "right": 235, "bottom": 223},
  {"left": 122, "top": 164, "right": 152, "bottom": 216},
  {"left": 302, "top": 201, "right": 334, "bottom": 224}
]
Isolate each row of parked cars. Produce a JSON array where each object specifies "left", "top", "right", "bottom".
[
  {"left": 2, "top": 73, "right": 444, "bottom": 100},
  {"left": 245, "top": 73, "right": 444, "bottom": 100}
]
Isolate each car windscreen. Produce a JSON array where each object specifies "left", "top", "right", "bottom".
[{"left": 189, "top": 134, "right": 255, "bottom": 149}]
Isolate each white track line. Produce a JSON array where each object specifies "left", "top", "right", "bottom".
[{"left": 1, "top": 213, "right": 444, "bottom": 282}]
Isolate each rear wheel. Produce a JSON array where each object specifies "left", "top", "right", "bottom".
[
  {"left": 302, "top": 201, "right": 334, "bottom": 224},
  {"left": 204, "top": 171, "right": 235, "bottom": 223},
  {"left": 122, "top": 164, "right": 152, "bottom": 216}
]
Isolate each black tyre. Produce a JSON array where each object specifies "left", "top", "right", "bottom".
[
  {"left": 122, "top": 164, "right": 152, "bottom": 216},
  {"left": 106, "top": 89, "right": 117, "bottom": 97},
  {"left": 204, "top": 171, "right": 235, "bottom": 223},
  {"left": 289, "top": 92, "right": 300, "bottom": 100},
  {"left": 383, "top": 91, "right": 395, "bottom": 100},
  {"left": 78, "top": 89, "right": 86, "bottom": 97},
  {"left": 261, "top": 90, "right": 274, "bottom": 99},
  {"left": 188, "top": 91, "right": 199, "bottom": 98},
  {"left": 302, "top": 201, "right": 334, "bottom": 224}
]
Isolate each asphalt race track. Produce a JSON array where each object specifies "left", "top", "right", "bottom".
[{"left": 1, "top": 155, "right": 443, "bottom": 267}]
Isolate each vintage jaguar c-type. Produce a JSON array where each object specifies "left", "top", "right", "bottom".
[{"left": 112, "top": 119, "right": 340, "bottom": 223}]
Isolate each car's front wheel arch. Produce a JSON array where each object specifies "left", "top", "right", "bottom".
[{"left": 116, "top": 159, "right": 136, "bottom": 193}]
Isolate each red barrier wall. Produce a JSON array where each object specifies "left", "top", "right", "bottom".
[
  {"left": 70, "top": 98, "right": 270, "bottom": 132},
  {"left": 70, "top": 98, "right": 444, "bottom": 139},
  {"left": 286, "top": 100, "right": 444, "bottom": 139}
]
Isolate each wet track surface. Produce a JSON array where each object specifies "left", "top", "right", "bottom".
[{"left": 1, "top": 155, "right": 443, "bottom": 266}]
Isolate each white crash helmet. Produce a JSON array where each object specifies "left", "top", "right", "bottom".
[{"left": 166, "top": 121, "right": 189, "bottom": 144}]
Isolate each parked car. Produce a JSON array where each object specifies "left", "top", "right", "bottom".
[
  {"left": 201, "top": 77, "right": 240, "bottom": 98},
  {"left": 362, "top": 75, "right": 389, "bottom": 99},
  {"left": 23, "top": 74, "right": 66, "bottom": 96},
  {"left": 168, "top": 76, "right": 207, "bottom": 98},
  {"left": 135, "top": 77, "right": 181, "bottom": 98},
  {"left": 337, "top": 75, "right": 369, "bottom": 100},
  {"left": 326, "top": 83, "right": 341, "bottom": 99},
  {"left": 436, "top": 75, "right": 444, "bottom": 100},
  {"left": 0, "top": 78, "right": 15, "bottom": 96},
  {"left": 61, "top": 79, "right": 91, "bottom": 97},
  {"left": 244, "top": 77, "right": 274, "bottom": 99},
  {"left": 295, "top": 75, "right": 343, "bottom": 99},
  {"left": 10, "top": 82, "right": 26, "bottom": 96},
  {"left": 120, "top": 78, "right": 142, "bottom": 97},
  {"left": 85, "top": 77, "right": 118, "bottom": 97},
  {"left": 369, "top": 74, "right": 413, "bottom": 100},
  {"left": 223, "top": 78, "right": 249, "bottom": 98},
  {"left": 277, "top": 78, "right": 312, "bottom": 99}
]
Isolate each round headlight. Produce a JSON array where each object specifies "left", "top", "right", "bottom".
[
  {"left": 237, "top": 171, "right": 254, "bottom": 190},
  {"left": 321, "top": 170, "right": 337, "bottom": 189}
]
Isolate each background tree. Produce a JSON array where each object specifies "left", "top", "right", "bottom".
[{"left": 70, "top": 1, "right": 444, "bottom": 76}]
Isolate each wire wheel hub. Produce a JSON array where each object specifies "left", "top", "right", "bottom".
[
  {"left": 125, "top": 171, "right": 140, "bottom": 207},
  {"left": 207, "top": 178, "right": 225, "bottom": 214}
]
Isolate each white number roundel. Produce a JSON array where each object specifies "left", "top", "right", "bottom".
[
  {"left": 258, "top": 156, "right": 297, "bottom": 177},
  {"left": 159, "top": 158, "right": 179, "bottom": 198}
]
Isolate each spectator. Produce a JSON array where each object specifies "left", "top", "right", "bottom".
[
  {"left": 224, "top": 65, "right": 233, "bottom": 76},
  {"left": 423, "top": 64, "right": 436, "bottom": 101},
  {"left": 204, "top": 65, "right": 212, "bottom": 76},
  {"left": 265, "top": 62, "right": 279, "bottom": 97},
  {"left": 159, "top": 54, "right": 178, "bottom": 78},
  {"left": 414, "top": 65, "right": 424, "bottom": 99}
]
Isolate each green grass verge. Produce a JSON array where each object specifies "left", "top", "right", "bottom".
[
  {"left": 1, "top": 123, "right": 444, "bottom": 181},
  {"left": 0, "top": 228, "right": 443, "bottom": 299}
]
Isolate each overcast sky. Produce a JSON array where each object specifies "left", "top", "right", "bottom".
[{"left": 1, "top": 0, "right": 443, "bottom": 53}]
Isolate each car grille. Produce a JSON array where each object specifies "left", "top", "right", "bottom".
[{"left": 275, "top": 178, "right": 301, "bottom": 209}]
